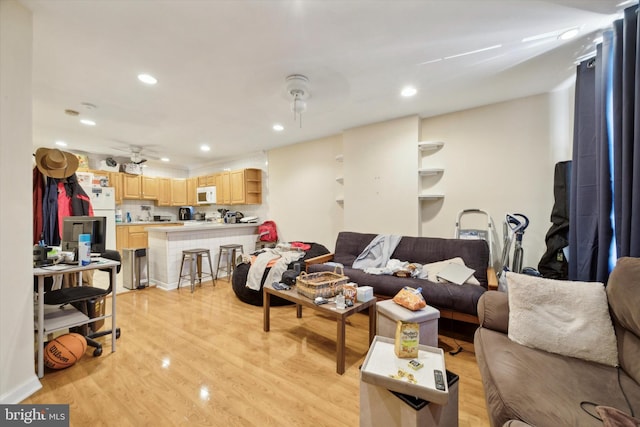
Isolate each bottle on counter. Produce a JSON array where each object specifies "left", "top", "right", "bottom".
[{"left": 126, "top": 212, "right": 132, "bottom": 223}]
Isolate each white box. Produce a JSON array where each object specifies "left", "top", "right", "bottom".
[
  {"left": 357, "top": 285, "right": 374, "bottom": 302},
  {"left": 360, "top": 371, "right": 459, "bottom": 427},
  {"left": 359, "top": 336, "right": 458, "bottom": 427},
  {"left": 377, "top": 299, "right": 440, "bottom": 348}
]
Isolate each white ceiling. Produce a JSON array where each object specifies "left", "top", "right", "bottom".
[{"left": 21, "top": 0, "right": 627, "bottom": 170}]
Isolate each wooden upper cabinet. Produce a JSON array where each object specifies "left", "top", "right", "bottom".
[
  {"left": 156, "top": 178, "right": 171, "bottom": 206},
  {"left": 216, "top": 172, "right": 231, "bottom": 204},
  {"left": 171, "top": 179, "right": 188, "bottom": 206},
  {"left": 197, "top": 175, "right": 207, "bottom": 187},
  {"left": 243, "top": 168, "right": 262, "bottom": 204},
  {"left": 108, "top": 172, "right": 123, "bottom": 204},
  {"left": 229, "top": 168, "right": 262, "bottom": 205},
  {"left": 187, "top": 177, "right": 197, "bottom": 206},
  {"left": 230, "top": 169, "right": 245, "bottom": 204},
  {"left": 122, "top": 174, "right": 142, "bottom": 199},
  {"left": 141, "top": 176, "right": 158, "bottom": 200}
]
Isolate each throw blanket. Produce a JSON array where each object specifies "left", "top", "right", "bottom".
[
  {"left": 246, "top": 248, "right": 305, "bottom": 291},
  {"left": 364, "top": 259, "right": 426, "bottom": 279},
  {"left": 352, "top": 234, "right": 402, "bottom": 270}
]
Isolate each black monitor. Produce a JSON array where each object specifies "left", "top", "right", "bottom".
[{"left": 61, "top": 216, "right": 106, "bottom": 255}]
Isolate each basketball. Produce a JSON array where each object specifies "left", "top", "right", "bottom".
[{"left": 44, "top": 333, "right": 87, "bottom": 369}]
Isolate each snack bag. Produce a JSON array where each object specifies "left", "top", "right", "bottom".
[
  {"left": 393, "top": 286, "right": 427, "bottom": 311},
  {"left": 394, "top": 321, "right": 419, "bottom": 358},
  {"left": 343, "top": 282, "right": 357, "bottom": 305}
]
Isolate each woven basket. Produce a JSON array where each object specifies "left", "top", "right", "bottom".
[{"left": 296, "top": 267, "right": 349, "bottom": 299}]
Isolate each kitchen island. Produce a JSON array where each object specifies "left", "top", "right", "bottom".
[{"left": 146, "top": 222, "right": 259, "bottom": 290}]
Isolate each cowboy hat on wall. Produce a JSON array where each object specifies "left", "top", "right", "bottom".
[{"left": 34, "top": 147, "right": 79, "bottom": 179}]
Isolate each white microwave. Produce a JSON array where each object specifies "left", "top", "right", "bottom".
[{"left": 197, "top": 186, "right": 217, "bottom": 204}]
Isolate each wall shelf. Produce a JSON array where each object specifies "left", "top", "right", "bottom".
[
  {"left": 418, "top": 141, "right": 445, "bottom": 152},
  {"left": 418, "top": 168, "right": 444, "bottom": 177},
  {"left": 335, "top": 154, "right": 344, "bottom": 162},
  {"left": 418, "top": 194, "right": 445, "bottom": 201},
  {"left": 335, "top": 177, "right": 344, "bottom": 183}
]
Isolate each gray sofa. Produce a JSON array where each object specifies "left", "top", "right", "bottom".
[
  {"left": 474, "top": 257, "right": 640, "bottom": 427},
  {"left": 306, "top": 231, "right": 494, "bottom": 323}
]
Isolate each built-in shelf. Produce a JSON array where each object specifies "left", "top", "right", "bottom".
[
  {"left": 335, "top": 177, "right": 344, "bottom": 183},
  {"left": 336, "top": 197, "right": 344, "bottom": 203},
  {"left": 418, "top": 194, "right": 445, "bottom": 201},
  {"left": 418, "top": 141, "right": 445, "bottom": 151},
  {"left": 335, "top": 154, "right": 344, "bottom": 162},
  {"left": 418, "top": 168, "right": 444, "bottom": 177}
]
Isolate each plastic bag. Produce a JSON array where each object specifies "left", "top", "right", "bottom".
[{"left": 392, "top": 286, "right": 427, "bottom": 311}]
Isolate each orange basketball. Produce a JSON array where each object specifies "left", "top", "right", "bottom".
[{"left": 44, "top": 333, "right": 87, "bottom": 369}]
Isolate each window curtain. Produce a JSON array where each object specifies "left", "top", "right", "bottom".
[{"left": 569, "top": 5, "right": 640, "bottom": 282}]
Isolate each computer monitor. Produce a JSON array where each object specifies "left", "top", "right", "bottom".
[{"left": 61, "top": 216, "right": 107, "bottom": 255}]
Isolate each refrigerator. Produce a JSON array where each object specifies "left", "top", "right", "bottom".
[{"left": 82, "top": 186, "right": 117, "bottom": 251}]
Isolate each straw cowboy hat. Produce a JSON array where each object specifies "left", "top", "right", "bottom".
[{"left": 35, "top": 147, "right": 79, "bottom": 179}]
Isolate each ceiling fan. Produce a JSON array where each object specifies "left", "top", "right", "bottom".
[{"left": 127, "top": 146, "right": 148, "bottom": 165}]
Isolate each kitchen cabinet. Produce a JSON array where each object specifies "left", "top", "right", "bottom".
[
  {"left": 116, "top": 223, "right": 178, "bottom": 253},
  {"left": 187, "top": 177, "right": 197, "bottom": 206},
  {"left": 109, "top": 172, "right": 123, "bottom": 204},
  {"left": 122, "top": 174, "right": 141, "bottom": 199},
  {"left": 156, "top": 178, "right": 171, "bottom": 206},
  {"left": 216, "top": 172, "right": 231, "bottom": 204},
  {"left": 230, "top": 168, "right": 262, "bottom": 204},
  {"left": 171, "top": 179, "right": 188, "bottom": 206},
  {"left": 197, "top": 174, "right": 216, "bottom": 187},
  {"left": 141, "top": 176, "right": 158, "bottom": 200}
]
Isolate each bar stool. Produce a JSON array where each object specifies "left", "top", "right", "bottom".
[
  {"left": 215, "top": 244, "right": 244, "bottom": 282},
  {"left": 178, "top": 248, "right": 214, "bottom": 293}
]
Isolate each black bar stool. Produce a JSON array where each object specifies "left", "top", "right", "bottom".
[
  {"left": 215, "top": 244, "right": 244, "bottom": 282},
  {"left": 178, "top": 248, "right": 214, "bottom": 293}
]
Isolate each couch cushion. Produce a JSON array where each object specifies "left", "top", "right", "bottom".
[
  {"left": 474, "top": 327, "right": 640, "bottom": 427},
  {"left": 607, "top": 257, "right": 640, "bottom": 385},
  {"left": 390, "top": 236, "right": 489, "bottom": 285},
  {"left": 507, "top": 272, "right": 618, "bottom": 367},
  {"left": 332, "top": 231, "right": 378, "bottom": 267}
]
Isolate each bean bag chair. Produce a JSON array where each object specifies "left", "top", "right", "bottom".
[{"left": 232, "top": 242, "right": 330, "bottom": 306}]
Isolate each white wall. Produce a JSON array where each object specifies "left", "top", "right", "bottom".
[
  {"left": 268, "top": 135, "right": 343, "bottom": 249},
  {"left": 266, "top": 91, "right": 574, "bottom": 269},
  {"left": 343, "top": 115, "right": 420, "bottom": 236},
  {"left": 420, "top": 91, "right": 574, "bottom": 269},
  {"left": 0, "top": 0, "right": 42, "bottom": 403}
]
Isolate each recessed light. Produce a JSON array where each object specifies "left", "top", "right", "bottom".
[
  {"left": 55, "top": 140, "right": 67, "bottom": 147},
  {"left": 160, "top": 157, "right": 170, "bottom": 162},
  {"left": 80, "top": 119, "right": 96, "bottom": 126},
  {"left": 401, "top": 86, "right": 417, "bottom": 97},
  {"left": 138, "top": 73, "right": 158, "bottom": 85},
  {"left": 273, "top": 124, "right": 284, "bottom": 131},
  {"left": 200, "top": 145, "right": 210, "bottom": 152},
  {"left": 559, "top": 28, "right": 579, "bottom": 41}
]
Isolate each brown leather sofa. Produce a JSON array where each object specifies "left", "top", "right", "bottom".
[{"left": 474, "top": 257, "right": 640, "bottom": 427}]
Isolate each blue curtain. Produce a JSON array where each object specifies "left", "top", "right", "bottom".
[
  {"left": 613, "top": 7, "right": 640, "bottom": 258},
  {"left": 570, "top": 5, "right": 640, "bottom": 282}
]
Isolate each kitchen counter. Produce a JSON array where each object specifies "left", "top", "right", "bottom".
[
  {"left": 146, "top": 222, "right": 258, "bottom": 233},
  {"left": 116, "top": 221, "right": 181, "bottom": 226},
  {"left": 146, "top": 222, "right": 259, "bottom": 290}
]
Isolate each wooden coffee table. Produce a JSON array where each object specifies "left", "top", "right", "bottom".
[{"left": 263, "top": 283, "right": 377, "bottom": 374}]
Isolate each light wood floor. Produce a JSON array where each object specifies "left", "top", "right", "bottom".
[{"left": 24, "top": 280, "right": 490, "bottom": 427}]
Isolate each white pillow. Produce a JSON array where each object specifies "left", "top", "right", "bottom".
[
  {"left": 507, "top": 272, "right": 618, "bottom": 367},
  {"left": 422, "top": 257, "right": 481, "bottom": 285}
]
